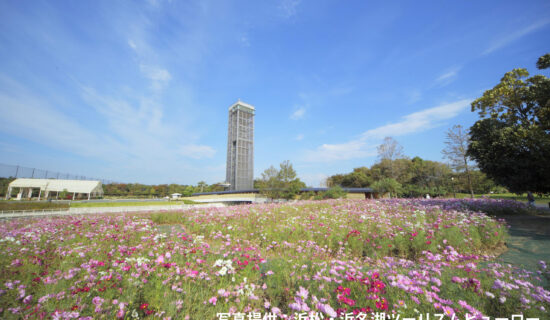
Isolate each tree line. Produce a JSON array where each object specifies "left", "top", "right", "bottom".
[
  {"left": 101, "top": 181, "right": 224, "bottom": 197},
  {"left": 327, "top": 54, "right": 550, "bottom": 197},
  {"left": 0, "top": 177, "right": 225, "bottom": 198},
  {"left": 467, "top": 54, "right": 550, "bottom": 194},
  {"left": 254, "top": 160, "right": 348, "bottom": 200},
  {"left": 326, "top": 153, "right": 501, "bottom": 198}
]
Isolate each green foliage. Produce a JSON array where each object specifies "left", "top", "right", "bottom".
[
  {"left": 458, "top": 192, "right": 549, "bottom": 205},
  {"left": 150, "top": 212, "right": 184, "bottom": 224},
  {"left": 102, "top": 181, "right": 226, "bottom": 198},
  {"left": 279, "top": 179, "right": 305, "bottom": 200},
  {"left": 442, "top": 125, "right": 475, "bottom": 197},
  {"left": 322, "top": 186, "right": 347, "bottom": 199},
  {"left": 70, "top": 200, "right": 196, "bottom": 208},
  {"left": 327, "top": 155, "right": 484, "bottom": 198},
  {"left": 371, "top": 178, "right": 403, "bottom": 198},
  {"left": 326, "top": 167, "right": 372, "bottom": 188},
  {"left": 403, "top": 157, "right": 452, "bottom": 196},
  {"left": 455, "top": 198, "right": 538, "bottom": 216},
  {"left": 312, "top": 186, "right": 348, "bottom": 200},
  {"left": 0, "top": 201, "right": 69, "bottom": 211},
  {"left": 376, "top": 137, "right": 405, "bottom": 179},
  {"left": 258, "top": 161, "right": 306, "bottom": 200},
  {"left": 299, "top": 191, "right": 315, "bottom": 200},
  {"left": 455, "top": 170, "right": 501, "bottom": 194},
  {"left": 468, "top": 55, "right": 550, "bottom": 193},
  {"left": 59, "top": 189, "right": 68, "bottom": 199},
  {"left": 536, "top": 53, "right": 550, "bottom": 70},
  {"left": 468, "top": 116, "right": 548, "bottom": 194},
  {"left": 0, "top": 177, "right": 15, "bottom": 197}
]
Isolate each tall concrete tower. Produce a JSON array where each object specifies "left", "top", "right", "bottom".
[{"left": 226, "top": 100, "right": 254, "bottom": 190}]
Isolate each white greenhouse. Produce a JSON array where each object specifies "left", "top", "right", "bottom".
[{"left": 6, "top": 178, "right": 104, "bottom": 200}]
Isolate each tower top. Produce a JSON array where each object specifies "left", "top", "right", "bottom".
[{"left": 229, "top": 100, "right": 255, "bottom": 113}]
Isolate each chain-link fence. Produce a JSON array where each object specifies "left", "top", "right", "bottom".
[{"left": 0, "top": 163, "right": 116, "bottom": 185}]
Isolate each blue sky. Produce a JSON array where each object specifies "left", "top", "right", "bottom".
[{"left": 0, "top": 0, "right": 549, "bottom": 186}]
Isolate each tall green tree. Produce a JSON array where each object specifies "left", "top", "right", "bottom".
[
  {"left": 371, "top": 178, "right": 402, "bottom": 198},
  {"left": 467, "top": 54, "right": 550, "bottom": 193},
  {"left": 197, "top": 181, "right": 207, "bottom": 193},
  {"left": 0, "top": 177, "right": 15, "bottom": 197},
  {"left": 376, "top": 137, "right": 405, "bottom": 179},
  {"left": 326, "top": 167, "right": 372, "bottom": 188},
  {"left": 258, "top": 165, "right": 282, "bottom": 199},
  {"left": 258, "top": 161, "right": 306, "bottom": 200},
  {"left": 442, "top": 125, "right": 475, "bottom": 198}
]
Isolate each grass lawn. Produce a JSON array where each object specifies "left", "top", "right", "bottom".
[
  {"left": 0, "top": 201, "right": 69, "bottom": 211},
  {"left": 0, "top": 199, "right": 197, "bottom": 211},
  {"left": 456, "top": 192, "right": 550, "bottom": 206},
  {"left": 70, "top": 200, "right": 196, "bottom": 207}
]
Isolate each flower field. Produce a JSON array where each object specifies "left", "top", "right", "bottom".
[{"left": 0, "top": 199, "right": 549, "bottom": 319}]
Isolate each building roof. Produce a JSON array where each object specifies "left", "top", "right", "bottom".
[
  {"left": 229, "top": 100, "right": 255, "bottom": 111},
  {"left": 8, "top": 178, "right": 103, "bottom": 194}
]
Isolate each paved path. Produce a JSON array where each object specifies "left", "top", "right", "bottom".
[{"left": 496, "top": 213, "right": 550, "bottom": 272}]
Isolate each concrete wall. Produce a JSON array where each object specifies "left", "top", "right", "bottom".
[{"left": 346, "top": 193, "right": 367, "bottom": 199}]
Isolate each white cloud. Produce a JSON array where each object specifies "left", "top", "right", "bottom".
[
  {"left": 483, "top": 19, "right": 550, "bottom": 55},
  {"left": 290, "top": 107, "right": 306, "bottom": 120},
  {"left": 300, "top": 172, "right": 329, "bottom": 187},
  {"left": 437, "top": 70, "right": 457, "bottom": 82},
  {"left": 0, "top": 75, "right": 218, "bottom": 183},
  {"left": 435, "top": 67, "right": 461, "bottom": 86},
  {"left": 0, "top": 77, "right": 125, "bottom": 160},
  {"left": 304, "top": 140, "right": 376, "bottom": 162},
  {"left": 361, "top": 99, "right": 470, "bottom": 139},
  {"left": 128, "top": 39, "right": 137, "bottom": 50},
  {"left": 328, "top": 86, "right": 354, "bottom": 96},
  {"left": 147, "top": 0, "right": 160, "bottom": 7},
  {"left": 279, "top": 0, "right": 301, "bottom": 18},
  {"left": 179, "top": 144, "right": 216, "bottom": 159},
  {"left": 139, "top": 64, "right": 172, "bottom": 91},
  {"left": 303, "top": 99, "right": 471, "bottom": 162},
  {"left": 0, "top": 1, "right": 227, "bottom": 184},
  {"left": 407, "top": 90, "right": 422, "bottom": 104},
  {"left": 295, "top": 134, "right": 304, "bottom": 141}
]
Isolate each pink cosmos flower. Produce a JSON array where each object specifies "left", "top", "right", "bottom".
[
  {"left": 442, "top": 306, "right": 454, "bottom": 317},
  {"left": 297, "top": 286, "right": 309, "bottom": 300},
  {"left": 317, "top": 303, "right": 337, "bottom": 317},
  {"left": 22, "top": 295, "right": 32, "bottom": 304},
  {"left": 156, "top": 255, "right": 165, "bottom": 264}
]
